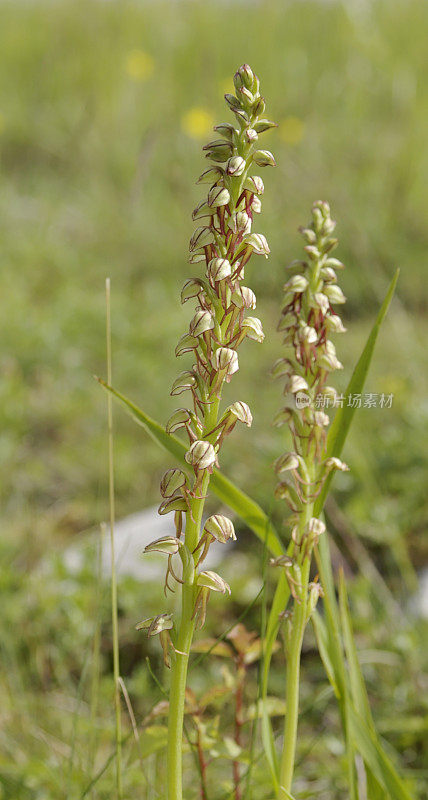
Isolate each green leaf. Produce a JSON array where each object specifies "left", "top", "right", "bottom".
[
  {"left": 278, "top": 788, "right": 297, "bottom": 800},
  {"left": 311, "top": 611, "right": 340, "bottom": 699},
  {"left": 315, "top": 534, "right": 359, "bottom": 800},
  {"left": 348, "top": 708, "right": 414, "bottom": 800},
  {"left": 314, "top": 269, "right": 399, "bottom": 516},
  {"left": 339, "top": 573, "right": 414, "bottom": 800},
  {"left": 96, "top": 378, "right": 283, "bottom": 557}
]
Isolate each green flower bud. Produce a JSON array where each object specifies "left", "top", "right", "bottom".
[
  {"left": 313, "top": 292, "right": 330, "bottom": 314},
  {"left": 324, "top": 257, "right": 345, "bottom": 270},
  {"left": 284, "top": 274, "right": 309, "bottom": 293},
  {"left": 231, "top": 286, "right": 256, "bottom": 309},
  {"left": 274, "top": 482, "right": 295, "bottom": 500},
  {"left": 324, "top": 284, "right": 346, "bottom": 304},
  {"left": 175, "top": 334, "right": 199, "bottom": 357},
  {"left": 317, "top": 351, "right": 343, "bottom": 371},
  {"left": 324, "top": 457, "right": 349, "bottom": 472},
  {"left": 252, "top": 149, "right": 276, "bottom": 167},
  {"left": 189, "top": 226, "right": 215, "bottom": 251},
  {"left": 244, "top": 175, "right": 264, "bottom": 195},
  {"left": 181, "top": 278, "right": 206, "bottom": 304},
  {"left": 252, "top": 96, "right": 266, "bottom": 116},
  {"left": 185, "top": 440, "right": 217, "bottom": 470},
  {"left": 274, "top": 452, "right": 300, "bottom": 474},
  {"left": 213, "top": 122, "right": 236, "bottom": 140},
  {"left": 308, "top": 518, "right": 326, "bottom": 537},
  {"left": 216, "top": 346, "right": 239, "bottom": 377},
  {"left": 241, "top": 316, "right": 264, "bottom": 342},
  {"left": 251, "top": 195, "right": 262, "bottom": 214},
  {"left": 160, "top": 468, "right": 188, "bottom": 497},
  {"left": 237, "top": 86, "right": 255, "bottom": 105},
  {"left": 299, "top": 324, "right": 317, "bottom": 344},
  {"left": 226, "top": 400, "right": 253, "bottom": 426},
  {"left": 232, "top": 106, "right": 250, "bottom": 126},
  {"left": 307, "top": 582, "right": 323, "bottom": 618},
  {"left": 228, "top": 210, "right": 251, "bottom": 235},
  {"left": 299, "top": 226, "right": 317, "bottom": 244},
  {"left": 325, "top": 314, "right": 346, "bottom": 333},
  {"left": 226, "top": 155, "right": 246, "bottom": 176},
  {"left": 286, "top": 375, "right": 309, "bottom": 394},
  {"left": 224, "top": 93, "right": 242, "bottom": 111},
  {"left": 208, "top": 185, "right": 231, "bottom": 208},
  {"left": 244, "top": 232, "right": 270, "bottom": 256},
  {"left": 192, "top": 200, "right": 212, "bottom": 220},
  {"left": 320, "top": 385, "right": 338, "bottom": 405},
  {"left": 203, "top": 514, "right": 236, "bottom": 543},
  {"left": 144, "top": 536, "right": 182, "bottom": 555},
  {"left": 189, "top": 309, "right": 215, "bottom": 337},
  {"left": 197, "top": 166, "right": 224, "bottom": 184},
  {"left": 197, "top": 570, "right": 231, "bottom": 594},
  {"left": 207, "top": 257, "right": 232, "bottom": 283},
  {"left": 304, "top": 245, "right": 321, "bottom": 261},
  {"left": 203, "top": 139, "right": 234, "bottom": 162},
  {"left": 253, "top": 119, "right": 277, "bottom": 133},
  {"left": 246, "top": 128, "right": 258, "bottom": 143},
  {"left": 136, "top": 613, "right": 173, "bottom": 635},
  {"left": 270, "top": 554, "right": 294, "bottom": 568},
  {"left": 188, "top": 252, "right": 206, "bottom": 264},
  {"left": 271, "top": 358, "right": 293, "bottom": 379},
  {"left": 314, "top": 411, "right": 330, "bottom": 428},
  {"left": 237, "top": 63, "right": 254, "bottom": 89},
  {"left": 166, "top": 407, "right": 198, "bottom": 435},
  {"left": 171, "top": 370, "right": 197, "bottom": 395},
  {"left": 320, "top": 266, "right": 337, "bottom": 283},
  {"left": 272, "top": 408, "right": 293, "bottom": 428},
  {"left": 158, "top": 496, "right": 188, "bottom": 515},
  {"left": 277, "top": 312, "right": 297, "bottom": 331}
]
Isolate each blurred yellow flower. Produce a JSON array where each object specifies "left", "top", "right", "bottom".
[
  {"left": 182, "top": 108, "right": 214, "bottom": 140},
  {"left": 278, "top": 116, "right": 305, "bottom": 145},
  {"left": 125, "top": 49, "right": 154, "bottom": 82}
]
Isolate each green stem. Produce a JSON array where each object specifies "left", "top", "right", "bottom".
[
  {"left": 278, "top": 558, "right": 310, "bottom": 797},
  {"left": 167, "top": 398, "right": 220, "bottom": 800},
  {"left": 105, "top": 278, "right": 123, "bottom": 800},
  {"left": 278, "top": 461, "right": 314, "bottom": 799}
]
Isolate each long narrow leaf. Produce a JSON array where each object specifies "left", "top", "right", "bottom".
[
  {"left": 315, "top": 269, "right": 399, "bottom": 515},
  {"left": 348, "top": 708, "right": 414, "bottom": 800},
  {"left": 340, "top": 572, "right": 414, "bottom": 800}
]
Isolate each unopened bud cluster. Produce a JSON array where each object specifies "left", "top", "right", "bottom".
[
  {"left": 142, "top": 66, "right": 276, "bottom": 655},
  {"left": 272, "top": 202, "right": 349, "bottom": 615}
]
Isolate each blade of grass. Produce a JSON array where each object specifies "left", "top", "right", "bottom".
[
  {"left": 105, "top": 279, "right": 122, "bottom": 800},
  {"left": 315, "top": 532, "right": 359, "bottom": 800},
  {"left": 339, "top": 572, "right": 414, "bottom": 800},
  {"left": 315, "top": 269, "right": 399, "bottom": 515}
]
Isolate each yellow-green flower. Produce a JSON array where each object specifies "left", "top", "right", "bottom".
[
  {"left": 278, "top": 116, "right": 305, "bottom": 145},
  {"left": 181, "top": 107, "right": 214, "bottom": 140},
  {"left": 125, "top": 49, "right": 154, "bottom": 82}
]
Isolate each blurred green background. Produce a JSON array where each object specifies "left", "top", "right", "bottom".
[{"left": 0, "top": 1, "right": 427, "bottom": 797}]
